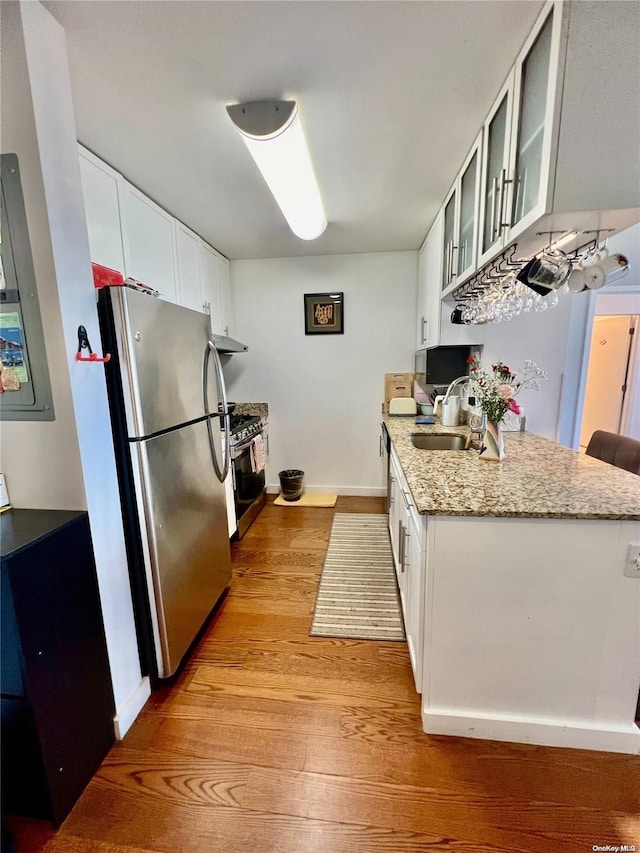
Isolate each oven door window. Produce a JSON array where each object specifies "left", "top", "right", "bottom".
[{"left": 233, "top": 444, "right": 265, "bottom": 517}]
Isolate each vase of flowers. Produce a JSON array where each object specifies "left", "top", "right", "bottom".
[{"left": 468, "top": 357, "right": 547, "bottom": 461}]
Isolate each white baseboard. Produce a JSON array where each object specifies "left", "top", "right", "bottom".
[
  {"left": 267, "top": 484, "right": 386, "bottom": 497},
  {"left": 113, "top": 676, "right": 151, "bottom": 740},
  {"left": 422, "top": 708, "right": 640, "bottom": 754}
]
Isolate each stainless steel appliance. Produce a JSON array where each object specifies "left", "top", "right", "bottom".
[
  {"left": 228, "top": 413, "right": 267, "bottom": 538},
  {"left": 98, "top": 287, "right": 233, "bottom": 680}
]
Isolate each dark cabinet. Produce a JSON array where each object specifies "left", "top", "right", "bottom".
[{"left": 1, "top": 510, "right": 115, "bottom": 826}]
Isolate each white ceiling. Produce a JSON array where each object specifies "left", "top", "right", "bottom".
[{"left": 45, "top": 0, "right": 544, "bottom": 260}]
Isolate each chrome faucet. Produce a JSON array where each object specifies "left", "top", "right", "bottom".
[
  {"left": 442, "top": 375, "right": 469, "bottom": 405},
  {"left": 434, "top": 375, "right": 468, "bottom": 417}
]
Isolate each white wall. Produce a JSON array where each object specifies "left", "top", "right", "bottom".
[
  {"left": 478, "top": 224, "right": 640, "bottom": 443},
  {"left": 478, "top": 297, "right": 573, "bottom": 440},
  {"left": 1, "top": 1, "right": 146, "bottom": 735},
  {"left": 225, "top": 252, "right": 418, "bottom": 494},
  {"left": 0, "top": 0, "right": 85, "bottom": 508}
]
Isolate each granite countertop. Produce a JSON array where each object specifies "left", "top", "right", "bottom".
[
  {"left": 382, "top": 415, "right": 640, "bottom": 520},
  {"left": 234, "top": 402, "right": 268, "bottom": 419}
]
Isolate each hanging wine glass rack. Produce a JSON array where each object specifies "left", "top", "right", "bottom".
[{"left": 450, "top": 229, "right": 615, "bottom": 302}]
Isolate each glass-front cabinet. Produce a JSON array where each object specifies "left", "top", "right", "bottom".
[
  {"left": 456, "top": 133, "right": 482, "bottom": 283},
  {"left": 478, "top": 75, "right": 514, "bottom": 268},
  {"left": 441, "top": 187, "right": 457, "bottom": 292},
  {"left": 441, "top": 132, "right": 483, "bottom": 295},
  {"left": 478, "top": 0, "right": 565, "bottom": 266},
  {"left": 507, "top": 1, "right": 564, "bottom": 241}
]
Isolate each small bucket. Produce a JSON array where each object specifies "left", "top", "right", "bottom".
[{"left": 279, "top": 469, "right": 305, "bottom": 502}]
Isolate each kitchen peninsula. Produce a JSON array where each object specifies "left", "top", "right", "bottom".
[{"left": 382, "top": 416, "right": 640, "bottom": 754}]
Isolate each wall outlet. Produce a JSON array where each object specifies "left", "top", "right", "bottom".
[{"left": 624, "top": 543, "right": 640, "bottom": 578}]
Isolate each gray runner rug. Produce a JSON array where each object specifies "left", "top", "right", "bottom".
[{"left": 309, "top": 513, "right": 405, "bottom": 641}]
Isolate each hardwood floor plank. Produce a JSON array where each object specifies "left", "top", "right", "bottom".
[
  {"left": 302, "top": 733, "right": 640, "bottom": 811},
  {"left": 10, "top": 496, "right": 638, "bottom": 853},
  {"left": 59, "top": 783, "right": 519, "bottom": 853},
  {"left": 187, "top": 663, "right": 420, "bottom": 707},
  {"left": 239, "top": 765, "right": 615, "bottom": 853},
  {"left": 142, "top": 692, "right": 343, "bottom": 737}
]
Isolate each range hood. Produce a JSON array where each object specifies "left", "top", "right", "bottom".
[{"left": 211, "top": 333, "right": 248, "bottom": 353}]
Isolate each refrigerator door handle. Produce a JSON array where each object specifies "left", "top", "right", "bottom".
[{"left": 203, "top": 341, "right": 230, "bottom": 483}]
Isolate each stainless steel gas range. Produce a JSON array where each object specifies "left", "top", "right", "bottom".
[{"left": 228, "top": 413, "right": 268, "bottom": 538}]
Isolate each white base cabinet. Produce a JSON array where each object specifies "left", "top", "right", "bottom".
[{"left": 389, "top": 447, "right": 426, "bottom": 693}]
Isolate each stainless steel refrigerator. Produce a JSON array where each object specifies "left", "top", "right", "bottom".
[{"left": 98, "top": 286, "right": 232, "bottom": 680}]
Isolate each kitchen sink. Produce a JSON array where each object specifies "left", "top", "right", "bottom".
[{"left": 409, "top": 433, "right": 469, "bottom": 450}]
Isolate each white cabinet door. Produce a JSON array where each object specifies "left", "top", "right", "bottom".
[
  {"left": 477, "top": 72, "right": 515, "bottom": 268},
  {"left": 506, "top": 1, "right": 563, "bottom": 243},
  {"left": 175, "top": 223, "right": 203, "bottom": 313},
  {"left": 199, "top": 243, "right": 224, "bottom": 335},
  {"left": 416, "top": 240, "right": 429, "bottom": 349},
  {"left": 441, "top": 182, "right": 458, "bottom": 293},
  {"left": 119, "top": 182, "right": 179, "bottom": 303},
  {"left": 78, "top": 146, "right": 125, "bottom": 273},
  {"left": 218, "top": 255, "right": 232, "bottom": 337},
  {"left": 406, "top": 513, "right": 425, "bottom": 693},
  {"left": 455, "top": 132, "right": 483, "bottom": 285},
  {"left": 421, "top": 210, "right": 444, "bottom": 349}
]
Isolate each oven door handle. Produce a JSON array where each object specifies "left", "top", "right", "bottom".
[
  {"left": 203, "top": 341, "right": 230, "bottom": 483},
  {"left": 231, "top": 430, "right": 264, "bottom": 459}
]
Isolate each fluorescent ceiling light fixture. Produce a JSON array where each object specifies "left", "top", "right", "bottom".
[{"left": 226, "top": 100, "right": 327, "bottom": 241}]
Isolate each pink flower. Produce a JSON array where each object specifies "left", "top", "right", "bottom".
[
  {"left": 498, "top": 384, "right": 514, "bottom": 399},
  {"left": 507, "top": 399, "right": 521, "bottom": 415}
]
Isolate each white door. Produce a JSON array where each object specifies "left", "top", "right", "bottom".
[
  {"left": 175, "top": 223, "right": 202, "bottom": 313},
  {"left": 406, "top": 517, "right": 424, "bottom": 693},
  {"left": 455, "top": 132, "right": 483, "bottom": 285},
  {"left": 119, "top": 182, "right": 179, "bottom": 303},
  {"left": 199, "top": 243, "right": 224, "bottom": 335},
  {"left": 218, "top": 255, "right": 232, "bottom": 337},
  {"left": 580, "top": 315, "right": 637, "bottom": 446},
  {"left": 78, "top": 147, "right": 125, "bottom": 273},
  {"left": 506, "top": 1, "right": 564, "bottom": 243},
  {"left": 424, "top": 210, "right": 444, "bottom": 349},
  {"left": 477, "top": 73, "right": 515, "bottom": 268}
]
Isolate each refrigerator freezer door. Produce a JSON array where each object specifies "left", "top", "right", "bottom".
[
  {"left": 111, "top": 287, "right": 221, "bottom": 438},
  {"left": 133, "top": 418, "right": 231, "bottom": 677}
]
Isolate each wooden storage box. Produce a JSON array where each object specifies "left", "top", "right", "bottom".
[{"left": 383, "top": 373, "right": 414, "bottom": 413}]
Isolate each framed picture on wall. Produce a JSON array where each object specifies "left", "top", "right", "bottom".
[{"left": 304, "top": 292, "right": 344, "bottom": 335}]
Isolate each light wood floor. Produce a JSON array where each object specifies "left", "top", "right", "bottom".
[{"left": 7, "top": 497, "right": 640, "bottom": 853}]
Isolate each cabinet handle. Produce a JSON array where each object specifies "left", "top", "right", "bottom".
[
  {"left": 450, "top": 245, "right": 458, "bottom": 283},
  {"left": 421, "top": 316, "right": 427, "bottom": 344},
  {"left": 402, "top": 488, "right": 413, "bottom": 510},
  {"left": 443, "top": 242, "right": 449, "bottom": 286},
  {"left": 402, "top": 525, "right": 410, "bottom": 570},
  {"left": 398, "top": 519, "right": 405, "bottom": 570},
  {"left": 498, "top": 168, "right": 513, "bottom": 235},
  {"left": 490, "top": 176, "right": 499, "bottom": 242},
  {"left": 379, "top": 435, "right": 383, "bottom": 457}
]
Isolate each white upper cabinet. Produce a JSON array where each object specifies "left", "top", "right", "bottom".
[
  {"left": 77, "top": 146, "right": 125, "bottom": 273},
  {"left": 441, "top": 132, "right": 483, "bottom": 294},
  {"left": 175, "top": 223, "right": 202, "bottom": 312},
  {"left": 218, "top": 256, "right": 232, "bottom": 337},
  {"left": 119, "top": 181, "right": 179, "bottom": 304},
  {"left": 441, "top": 183, "right": 458, "bottom": 293},
  {"left": 477, "top": 74, "right": 515, "bottom": 268},
  {"left": 505, "top": 1, "right": 563, "bottom": 243},
  {"left": 198, "top": 243, "right": 224, "bottom": 335},
  {"left": 455, "top": 134, "right": 483, "bottom": 283},
  {"left": 417, "top": 209, "right": 444, "bottom": 349}
]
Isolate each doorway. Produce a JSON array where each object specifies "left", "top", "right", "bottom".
[{"left": 579, "top": 313, "right": 639, "bottom": 449}]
